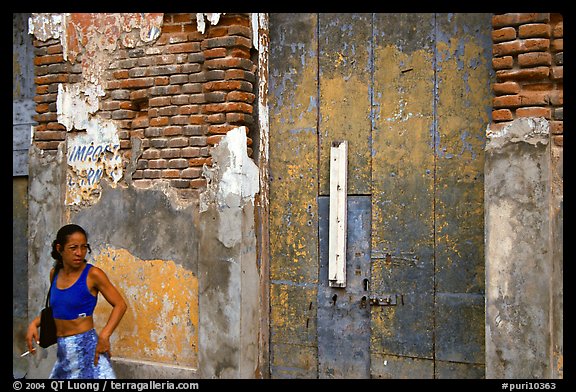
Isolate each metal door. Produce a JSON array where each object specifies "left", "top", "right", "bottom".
[{"left": 268, "top": 13, "right": 492, "bottom": 379}]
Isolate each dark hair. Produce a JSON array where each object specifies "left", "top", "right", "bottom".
[{"left": 51, "top": 224, "right": 91, "bottom": 270}]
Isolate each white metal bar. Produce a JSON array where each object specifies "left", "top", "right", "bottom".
[{"left": 328, "top": 140, "right": 348, "bottom": 288}]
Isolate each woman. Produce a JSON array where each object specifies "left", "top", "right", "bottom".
[{"left": 25, "top": 224, "right": 127, "bottom": 379}]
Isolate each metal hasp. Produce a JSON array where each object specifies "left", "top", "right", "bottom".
[
  {"left": 328, "top": 140, "right": 348, "bottom": 287},
  {"left": 369, "top": 294, "right": 403, "bottom": 306}
]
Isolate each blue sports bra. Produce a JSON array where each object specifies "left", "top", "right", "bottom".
[{"left": 50, "top": 263, "right": 98, "bottom": 320}]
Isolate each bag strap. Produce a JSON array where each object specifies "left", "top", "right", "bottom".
[{"left": 45, "top": 267, "right": 58, "bottom": 308}]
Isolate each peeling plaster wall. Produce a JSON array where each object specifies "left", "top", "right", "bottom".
[
  {"left": 69, "top": 181, "right": 200, "bottom": 377},
  {"left": 201, "top": 126, "right": 259, "bottom": 247},
  {"left": 29, "top": 13, "right": 164, "bottom": 209},
  {"left": 198, "top": 127, "right": 260, "bottom": 378},
  {"left": 485, "top": 117, "right": 562, "bottom": 378},
  {"left": 26, "top": 145, "right": 66, "bottom": 379},
  {"left": 26, "top": 13, "right": 263, "bottom": 379},
  {"left": 92, "top": 248, "right": 199, "bottom": 368}
]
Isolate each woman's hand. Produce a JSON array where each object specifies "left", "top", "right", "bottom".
[
  {"left": 94, "top": 334, "right": 111, "bottom": 366},
  {"left": 25, "top": 318, "right": 40, "bottom": 355}
]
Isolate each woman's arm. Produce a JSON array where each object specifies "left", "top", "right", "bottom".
[
  {"left": 89, "top": 266, "right": 127, "bottom": 365},
  {"left": 25, "top": 268, "right": 56, "bottom": 355}
]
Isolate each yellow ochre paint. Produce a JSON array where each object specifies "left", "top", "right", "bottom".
[{"left": 92, "top": 247, "right": 199, "bottom": 368}]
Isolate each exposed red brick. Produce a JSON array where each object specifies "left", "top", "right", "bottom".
[
  {"left": 493, "top": 56, "right": 514, "bottom": 70},
  {"left": 35, "top": 74, "right": 68, "bottom": 85},
  {"left": 150, "top": 117, "right": 170, "bottom": 127},
  {"left": 552, "top": 21, "right": 563, "bottom": 38},
  {"left": 493, "top": 13, "right": 550, "bottom": 28},
  {"left": 34, "top": 54, "right": 65, "bottom": 66},
  {"left": 551, "top": 38, "right": 563, "bottom": 52},
  {"left": 182, "top": 167, "right": 203, "bottom": 178},
  {"left": 516, "top": 106, "right": 551, "bottom": 118},
  {"left": 148, "top": 159, "right": 168, "bottom": 169},
  {"left": 519, "top": 91, "right": 550, "bottom": 106},
  {"left": 518, "top": 23, "right": 551, "bottom": 38},
  {"left": 188, "top": 157, "right": 212, "bottom": 167},
  {"left": 550, "top": 66, "right": 563, "bottom": 80},
  {"left": 518, "top": 52, "right": 551, "bottom": 67},
  {"left": 496, "top": 67, "right": 549, "bottom": 82},
  {"left": 189, "top": 178, "right": 207, "bottom": 188},
  {"left": 494, "top": 95, "right": 521, "bottom": 108},
  {"left": 162, "top": 169, "right": 181, "bottom": 178},
  {"left": 549, "top": 89, "right": 563, "bottom": 106},
  {"left": 492, "top": 109, "right": 514, "bottom": 121},
  {"left": 553, "top": 135, "right": 562, "bottom": 147},
  {"left": 494, "top": 81, "right": 521, "bottom": 95}
]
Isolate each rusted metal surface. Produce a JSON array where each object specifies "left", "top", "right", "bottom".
[
  {"left": 318, "top": 196, "right": 371, "bottom": 378},
  {"left": 268, "top": 13, "right": 319, "bottom": 378},
  {"left": 434, "top": 13, "right": 491, "bottom": 368},
  {"left": 435, "top": 12, "right": 490, "bottom": 296},
  {"left": 267, "top": 12, "right": 491, "bottom": 379},
  {"left": 319, "top": 13, "right": 372, "bottom": 196},
  {"left": 269, "top": 13, "right": 319, "bottom": 284},
  {"left": 370, "top": 14, "right": 436, "bottom": 366}
]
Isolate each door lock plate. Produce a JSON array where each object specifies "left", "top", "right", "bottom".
[{"left": 369, "top": 294, "right": 403, "bottom": 306}]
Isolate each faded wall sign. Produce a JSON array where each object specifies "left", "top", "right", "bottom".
[
  {"left": 66, "top": 135, "right": 122, "bottom": 206},
  {"left": 67, "top": 140, "right": 121, "bottom": 186},
  {"left": 57, "top": 83, "right": 122, "bottom": 206}
]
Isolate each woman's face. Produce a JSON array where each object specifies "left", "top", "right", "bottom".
[{"left": 59, "top": 232, "right": 88, "bottom": 268}]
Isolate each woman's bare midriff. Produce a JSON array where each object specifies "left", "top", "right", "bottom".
[{"left": 54, "top": 316, "right": 94, "bottom": 337}]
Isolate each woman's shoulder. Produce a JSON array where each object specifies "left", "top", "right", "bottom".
[
  {"left": 86, "top": 264, "right": 112, "bottom": 289},
  {"left": 87, "top": 263, "right": 104, "bottom": 275},
  {"left": 49, "top": 266, "right": 59, "bottom": 281}
]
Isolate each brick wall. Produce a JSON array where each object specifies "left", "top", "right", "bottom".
[
  {"left": 492, "top": 13, "right": 563, "bottom": 147},
  {"left": 32, "top": 13, "right": 256, "bottom": 200},
  {"left": 32, "top": 13, "right": 563, "bottom": 200}
]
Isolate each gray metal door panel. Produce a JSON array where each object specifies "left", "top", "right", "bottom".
[
  {"left": 318, "top": 196, "right": 371, "bottom": 378},
  {"left": 269, "top": 12, "right": 491, "bottom": 379}
]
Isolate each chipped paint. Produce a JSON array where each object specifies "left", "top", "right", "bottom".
[
  {"left": 64, "top": 13, "right": 163, "bottom": 84},
  {"left": 371, "top": 41, "right": 435, "bottom": 259},
  {"left": 434, "top": 14, "right": 492, "bottom": 301},
  {"left": 28, "top": 13, "right": 69, "bottom": 67},
  {"left": 269, "top": 13, "right": 319, "bottom": 286},
  {"left": 268, "top": 13, "right": 320, "bottom": 378},
  {"left": 31, "top": 13, "right": 165, "bottom": 207},
  {"left": 200, "top": 126, "right": 259, "bottom": 247},
  {"left": 254, "top": 13, "right": 271, "bottom": 377},
  {"left": 196, "top": 13, "right": 223, "bottom": 34},
  {"left": 92, "top": 247, "right": 199, "bottom": 369},
  {"left": 29, "top": 14, "right": 163, "bottom": 81},
  {"left": 28, "top": 13, "right": 64, "bottom": 41},
  {"left": 486, "top": 117, "right": 549, "bottom": 148}
]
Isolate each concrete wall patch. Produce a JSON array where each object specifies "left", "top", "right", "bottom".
[{"left": 200, "top": 126, "right": 259, "bottom": 248}]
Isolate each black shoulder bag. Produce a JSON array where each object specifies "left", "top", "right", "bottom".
[{"left": 39, "top": 272, "right": 58, "bottom": 348}]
